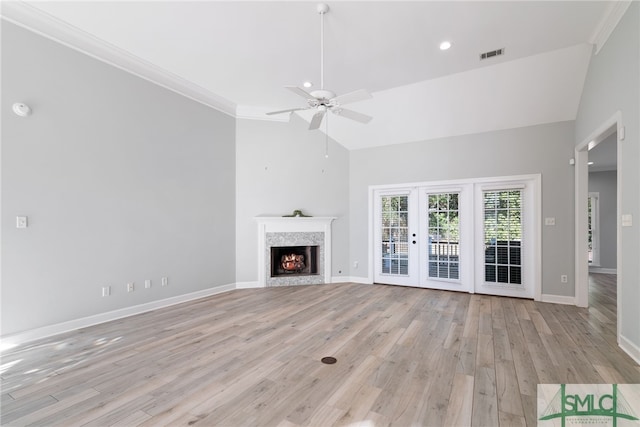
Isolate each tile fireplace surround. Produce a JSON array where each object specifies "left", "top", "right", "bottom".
[{"left": 255, "top": 216, "right": 336, "bottom": 287}]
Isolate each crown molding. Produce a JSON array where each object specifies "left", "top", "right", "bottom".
[
  {"left": 1, "top": 1, "right": 237, "bottom": 117},
  {"left": 590, "top": 0, "right": 632, "bottom": 55}
]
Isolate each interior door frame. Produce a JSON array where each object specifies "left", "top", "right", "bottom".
[
  {"left": 368, "top": 175, "right": 541, "bottom": 300},
  {"left": 574, "top": 112, "right": 622, "bottom": 344}
]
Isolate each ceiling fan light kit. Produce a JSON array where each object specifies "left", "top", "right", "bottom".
[{"left": 266, "top": 3, "right": 373, "bottom": 130}]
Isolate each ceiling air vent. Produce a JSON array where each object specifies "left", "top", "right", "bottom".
[{"left": 480, "top": 48, "right": 505, "bottom": 61}]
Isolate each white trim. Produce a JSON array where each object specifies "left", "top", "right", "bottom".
[
  {"left": 0, "top": 283, "right": 236, "bottom": 349},
  {"left": 588, "top": 267, "right": 617, "bottom": 275},
  {"left": 619, "top": 334, "right": 640, "bottom": 365},
  {"left": 367, "top": 187, "right": 376, "bottom": 284},
  {"left": 0, "top": 2, "right": 236, "bottom": 117},
  {"left": 369, "top": 174, "right": 541, "bottom": 193},
  {"left": 590, "top": 1, "right": 632, "bottom": 55},
  {"left": 235, "top": 281, "right": 260, "bottom": 289},
  {"left": 541, "top": 294, "right": 576, "bottom": 306},
  {"left": 331, "top": 276, "right": 373, "bottom": 284},
  {"left": 575, "top": 148, "right": 590, "bottom": 308}
]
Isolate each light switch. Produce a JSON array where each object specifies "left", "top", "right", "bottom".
[
  {"left": 545, "top": 217, "right": 556, "bottom": 226},
  {"left": 16, "top": 216, "right": 27, "bottom": 228},
  {"left": 622, "top": 214, "right": 632, "bottom": 227}
]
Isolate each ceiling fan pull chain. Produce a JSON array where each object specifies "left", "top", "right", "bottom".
[{"left": 325, "top": 114, "right": 329, "bottom": 158}]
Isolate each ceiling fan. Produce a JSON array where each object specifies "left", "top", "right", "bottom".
[{"left": 266, "top": 3, "right": 373, "bottom": 130}]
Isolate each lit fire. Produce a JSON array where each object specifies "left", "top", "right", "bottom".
[{"left": 281, "top": 254, "right": 305, "bottom": 272}]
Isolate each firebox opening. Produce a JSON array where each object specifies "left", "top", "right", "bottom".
[{"left": 270, "top": 245, "right": 319, "bottom": 277}]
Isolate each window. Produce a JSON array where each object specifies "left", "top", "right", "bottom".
[
  {"left": 381, "top": 195, "right": 409, "bottom": 275},
  {"left": 483, "top": 190, "right": 522, "bottom": 285},
  {"left": 428, "top": 193, "right": 460, "bottom": 280}
]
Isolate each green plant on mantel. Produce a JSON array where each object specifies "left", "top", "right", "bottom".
[{"left": 283, "top": 210, "right": 311, "bottom": 217}]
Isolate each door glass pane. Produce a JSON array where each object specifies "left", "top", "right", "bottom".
[
  {"left": 427, "top": 192, "right": 460, "bottom": 280},
  {"left": 381, "top": 195, "right": 409, "bottom": 275},
  {"left": 484, "top": 190, "right": 523, "bottom": 285}
]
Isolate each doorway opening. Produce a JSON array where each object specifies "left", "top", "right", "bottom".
[{"left": 574, "top": 113, "right": 622, "bottom": 341}]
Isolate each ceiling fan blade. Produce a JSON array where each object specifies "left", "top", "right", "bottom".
[
  {"left": 309, "top": 111, "right": 326, "bottom": 130},
  {"left": 286, "top": 86, "right": 315, "bottom": 100},
  {"left": 333, "top": 108, "right": 372, "bottom": 124},
  {"left": 332, "top": 89, "right": 372, "bottom": 106},
  {"left": 266, "top": 107, "right": 309, "bottom": 115}
]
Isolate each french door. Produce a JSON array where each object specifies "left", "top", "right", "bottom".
[
  {"left": 373, "top": 191, "right": 419, "bottom": 286},
  {"left": 474, "top": 185, "right": 535, "bottom": 298},
  {"left": 373, "top": 177, "right": 539, "bottom": 298},
  {"left": 374, "top": 186, "right": 472, "bottom": 292}
]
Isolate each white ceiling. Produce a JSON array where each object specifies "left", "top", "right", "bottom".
[{"left": 1, "top": 1, "right": 626, "bottom": 150}]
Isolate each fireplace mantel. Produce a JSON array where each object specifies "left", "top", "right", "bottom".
[{"left": 255, "top": 216, "right": 336, "bottom": 287}]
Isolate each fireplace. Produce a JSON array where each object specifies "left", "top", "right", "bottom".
[
  {"left": 271, "top": 245, "right": 319, "bottom": 277},
  {"left": 255, "top": 216, "right": 336, "bottom": 287}
]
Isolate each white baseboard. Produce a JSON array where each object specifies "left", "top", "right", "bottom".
[
  {"left": 1, "top": 283, "right": 236, "bottom": 349},
  {"left": 588, "top": 267, "right": 617, "bottom": 274},
  {"left": 331, "top": 276, "right": 373, "bottom": 284},
  {"left": 235, "top": 281, "right": 261, "bottom": 289},
  {"left": 237, "top": 278, "right": 370, "bottom": 287},
  {"left": 619, "top": 334, "right": 640, "bottom": 365},
  {"left": 541, "top": 294, "right": 576, "bottom": 305}
]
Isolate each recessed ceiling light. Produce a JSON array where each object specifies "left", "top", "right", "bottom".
[
  {"left": 440, "top": 41, "right": 452, "bottom": 51},
  {"left": 303, "top": 81, "right": 313, "bottom": 88},
  {"left": 588, "top": 161, "right": 595, "bottom": 165}
]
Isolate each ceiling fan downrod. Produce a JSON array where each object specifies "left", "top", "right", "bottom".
[{"left": 318, "top": 3, "right": 329, "bottom": 91}]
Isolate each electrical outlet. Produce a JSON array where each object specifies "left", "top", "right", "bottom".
[
  {"left": 145, "top": 279, "right": 151, "bottom": 289},
  {"left": 16, "top": 216, "right": 28, "bottom": 228},
  {"left": 127, "top": 283, "right": 134, "bottom": 292},
  {"left": 161, "top": 277, "right": 168, "bottom": 287},
  {"left": 102, "top": 286, "right": 111, "bottom": 297},
  {"left": 353, "top": 261, "right": 359, "bottom": 269},
  {"left": 561, "top": 275, "right": 568, "bottom": 283}
]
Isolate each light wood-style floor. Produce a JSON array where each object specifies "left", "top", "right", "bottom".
[{"left": 2, "top": 274, "right": 639, "bottom": 426}]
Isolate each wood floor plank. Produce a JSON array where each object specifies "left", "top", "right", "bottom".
[
  {"left": 495, "top": 359, "right": 525, "bottom": 418},
  {"left": 471, "top": 366, "right": 498, "bottom": 427},
  {"left": 1, "top": 274, "right": 638, "bottom": 426},
  {"left": 443, "top": 373, "right": 474, "bottom": 427}
]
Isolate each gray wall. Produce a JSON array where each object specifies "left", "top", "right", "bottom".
[
  {"left": 1, "top": 22, "right": 236, "bottom": 335},
  {"left": 575, "top": 3, "right": 639, "bottom": 349},
  {"left": 350, "top": 121, "right": 576, "bottom": 296},
  {"left": 235, "top": 116, "right": 350, "bottom": 283},
  {"left": 588, "top": 171, "right": 617, "bottom": 269}
]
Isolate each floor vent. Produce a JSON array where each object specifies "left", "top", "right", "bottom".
[{"left": 480, "top": 48, "right": 505, "bottom": 60}]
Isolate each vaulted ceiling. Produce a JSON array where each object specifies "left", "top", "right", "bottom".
[{"left": 1, "top": 1, "right": 628, "bottom": 149}]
